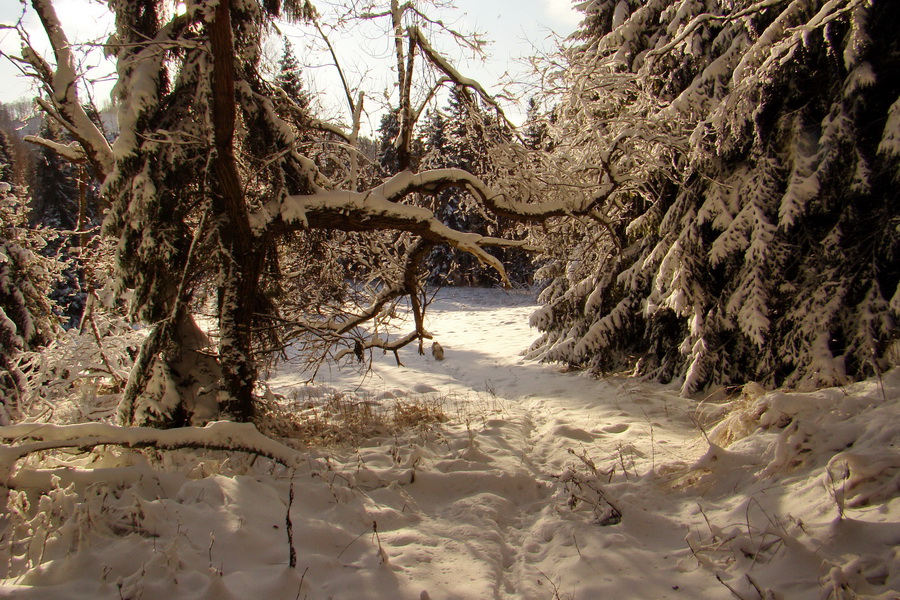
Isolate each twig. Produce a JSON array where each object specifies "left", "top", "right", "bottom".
[
  {"left": 372, "top": 520, "right": 388, "bottom": 564},
  {"left": 572, "top": 533, "right": 582, "bottom": 558},
  {"left": 296, "top": 566, "right": 309, "bottom": 599},
  {"left": 536, "top": 569, "right": 569, "bottom": 600},
  {"left": 82, "top": 293, "right": 126, "bottom": 384},
  {"left": 746, "top": 574, "right": 766, "bottom": 598},
  {"left": 716, "top": 573, "right": 751, "bottom": 600},
  {"left": 698, "top": 503, "right": 718, "bottom": 542},
  {"left": 287, "top": 481, "right": 297, "bottom": 568},
  {"left": 336, "top": 527, "right": 369, "bottom": 560}
]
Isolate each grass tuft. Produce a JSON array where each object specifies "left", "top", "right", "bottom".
[{"left": 255, "top": 386, "right": 448, "bottom": 448}]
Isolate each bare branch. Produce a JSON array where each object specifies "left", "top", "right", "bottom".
[
  {"left": 410, "top": 26, "right": 515, "bottom": 130},
  {"left": 312, "top": 17, "right": 358, "bottom": 119}
]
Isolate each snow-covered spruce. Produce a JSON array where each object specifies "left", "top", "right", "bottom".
[
  {"left": 529, "top": 0, "right": 900, "bottom": 393},
  {"left": 0, "top": 140, "right": 59, "bottom": 421}
]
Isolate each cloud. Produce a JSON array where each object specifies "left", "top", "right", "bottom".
[{"left": 542, "top": 0, "right": 582, "bottom": 29}]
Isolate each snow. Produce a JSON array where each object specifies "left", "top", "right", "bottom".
[
  {"left": 878, "top": 96, "right": 900, "bottom": 160},
  {"left": 2, "top": 287, "right": 899, "bottom": 599}
]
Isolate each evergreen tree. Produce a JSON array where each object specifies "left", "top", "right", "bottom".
[
  {"left": 433, "top": 88, "right": 532, "bottom": 286},
  {"left": 0, "top": 132, "right": 58, "bottom": 419},
  {"left": 418, "top": 90, "right": 502, "bottom": 285},
  {"left": 0, "top": 131, "right": 12, "bottom": 183},
  {"left": 30, "top": 119, "right": 80, "bottom": 230},
  {"left": 0, "top": 104, "right": 33, "bottom": 187},
  {"left": 276, "top": 39, "right": 310, "bottom": 111},
  {"left": 377, "top": 109, "right": 403, "bottom": 177},
  {"left": 418, "top": 107, "right": 467, "bottom": 283},
  {"left": 522, "top": 97, "right": 549, "bottom": 152},
  {"left": 29, "top": 117, "right": 104, "bottom": 328},
  {"left": 572, "top": 0, "right": 641, "bottom": 45},
  {"left": 529, "top": 0, "right": 900, "bottom": 393}
]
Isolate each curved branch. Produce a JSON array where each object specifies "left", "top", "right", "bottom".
[
  {"left": 23, "top": 135, "right": 86, "bottom": 162},
  {"left": 28, "top": 0, "right": 114, "bottom": 179},
  {"left": 647, "top": 0, "right": 789, "bottom": 58},
  {"left": 0, "top": 421, "right": 302, "bottom": 485},
  {"left": 312, "top": 17, "right": 357, "bottom": 118},
  {"left": 272, "top": 168, "right": 605, "bottom": 285},
  {"left": 410, "top": 26, "right": 515, "bottom": 131}
]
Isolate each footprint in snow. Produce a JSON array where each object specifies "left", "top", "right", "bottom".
[
  {"left": 552, "top": 424, "right": 595, "bottom": 442},
  {"left": 602, "top": 423, "right": 629, "bottom": 434}
]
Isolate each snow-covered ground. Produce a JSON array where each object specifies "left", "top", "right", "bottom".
[{"left": 1, "top": 287, "right": 899, "bottom": 599}]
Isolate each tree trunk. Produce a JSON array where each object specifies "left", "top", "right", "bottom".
[
  {"left": 117, "top": 308, "right": 222, "bottom": 428},
  {"left": 208, "top": 0, "right": 262, "bottom": 422}
]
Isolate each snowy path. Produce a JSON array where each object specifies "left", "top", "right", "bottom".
[
  {"left": 268, "top": 288, "right": 900, "bottom": 600},
  {"left": 3, "top": 288, "right": 898, "bottom": 599},
  {"left": 269, "top": 288, "right": 725, "bottom": 599}
]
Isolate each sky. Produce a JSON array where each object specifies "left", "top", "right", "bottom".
[{"left": 0, "top": 0, "right": 581, "bottom": 129}]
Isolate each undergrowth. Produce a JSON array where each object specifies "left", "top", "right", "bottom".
[{"left": 255, "top": 386, "right": 449, "bottom": 448}]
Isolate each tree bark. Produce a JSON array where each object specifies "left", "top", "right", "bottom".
[{"left": 208, "top": 0, "right": 263, "bottom": 422}]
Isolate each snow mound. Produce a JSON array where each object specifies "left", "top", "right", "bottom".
[{"left": 710, "top": 370, "right": 900, "bottom": 506}]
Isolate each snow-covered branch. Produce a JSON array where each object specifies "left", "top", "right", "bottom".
[
  {"left": 22, "top": 135, "right": 86, "bottom": 162},
  {"left": 0, "top": 421, "right": 303, "bottom": 485},
  {"left": 272, "top": 169, "right": 585, "bottom": 284},
  {"left": 647, "top": 0, "right": 789, "bottom": 58},
  {"left": 24, "top": 0, "right": 113, "bottom": 178}
]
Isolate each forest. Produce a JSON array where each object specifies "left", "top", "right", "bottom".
[{"left": 0, "top": 0, "right": 898, "bottom": 598}]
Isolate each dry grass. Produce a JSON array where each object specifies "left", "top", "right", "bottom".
[{"left": 256, "top": 387, "right": 448, "bottom": 448}]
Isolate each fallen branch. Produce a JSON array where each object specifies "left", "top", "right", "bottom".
[{"left": 0, "top": 421, "right": 303, "bottom": 485}]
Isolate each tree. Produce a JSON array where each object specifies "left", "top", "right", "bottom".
[
  {"left": 0, "top": 132, "right": 58, "bottom": 420},
  {"left": 418, "top": 107, "right": 461, "bottom": 283},
  {"left": 276, "top": 39, "right": 310, "bottom": 111},
  {"left": 17, "top": 0, "right": 603, "bottom": 427},
  {"left": 0, "top": 105, "right": 32, "bottom": 187},
  {"left": 419, "top": 87, "right": 529, "bottom": 286},
  {"left": 376, "top": 109, "right": 405, "bottom": 177},
  {"left": 30, "top": 119, "right": 79, "bottom": 231},
  {"left": 28, "top": 116, "right": 106, "bottom": 328},
  {"left": 0, "top": 130, "right": 13, "bottom": 182},
  {"left": 522, "top": 97, "right": 549, "bottom": 152},
  {"left": 528, "top": 0, "right": 900, "bottom": 393}
]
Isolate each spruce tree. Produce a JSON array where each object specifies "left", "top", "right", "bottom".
[
  {"left": 377, "top": 109, "right": 403, "bottom": 177},
  {"left": 0, "top": 132, "right": 58, "bottom": 418},
  {"left": 419, "top": 108, "right": 463, "bottom": 283},
  {"left": 30, "top": 119, "right": 83, "bottom": 230},
  {"left": 419, "top": 90, "right": 498, "bottom": 285},
  {"left": 529, "top": 0, "right": 900, "bottom": 393},
  {"left": 522, "top": 97, "right": 549, "bottom": 152},
  {"left": 29, "top": 117, "right": 104, "bottom": 328},
  {"left": 276, "top": 39, "right": 310, "bottom": 111}
]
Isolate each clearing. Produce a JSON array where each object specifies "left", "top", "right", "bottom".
[{"left": 1, "top": 287, "right": 898, "bottom": 599}]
